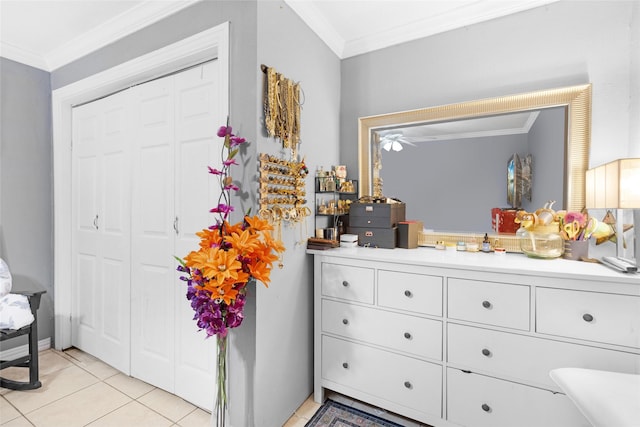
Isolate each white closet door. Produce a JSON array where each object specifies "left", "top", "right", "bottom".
[
  {"left": 71, "top": 90, "right": 131, "bottom": 374},
  {"left": 173, "top": 61, "right": 221, "bottom": 410},
  {"left": 71, "top": 60, "right": 221, "bottom": 409},
  {"left": 130, "top": 75, "right": 177, "bottom": 392}
]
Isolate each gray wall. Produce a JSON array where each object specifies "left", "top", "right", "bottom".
[
  {"left": 381, "top": 133, "right": 527, "bottom": 232},
  {"left": 528, "top": 107, "right": 566, "bottom": 211},
  {"left": 0, "top": 57, "right": 54, "bottom": 347},
  {"left": 341, "top": 1, "right": 638, "bottom": 178},
  {"left": 632, "top": 1, "right": 640, "bottom": 157},
  {"left": 254, "top": 2, "right": 341, "bottom": 425}
]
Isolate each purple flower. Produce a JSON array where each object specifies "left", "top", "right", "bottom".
[
  {"left": 210, "top": 204, "right": 234, "bottom": 214},
  {"left": 208, "top": 167, "right": 224, "bottom": 175},
  {"left": 217, "top": 126, "right": 232, "bottom": 137},
  {"left": 226, "top": 311, "right": 244, "bottom": 328},
  {"left": 564, "top": 211, "right": 587, "bottom": 227},
  {"left": 230, "top": 136, "right": 246, "bottom": 147},
  {"left": 223, "top": 159, "right": 238, "bottom": 167},
  {"left": 224, "top": 184, "right": 240, "bottom": 192}
]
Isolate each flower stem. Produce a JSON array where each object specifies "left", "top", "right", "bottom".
[{"left": 214, "top": 335, "right": 228, "bottom": 426}]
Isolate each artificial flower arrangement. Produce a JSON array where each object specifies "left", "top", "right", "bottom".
[
  {"left": 175, "top": 122, "right": 284, "bottom": 425},
  {"left": 557, "top": 211, "right": 590, "bottom": 241},
  {"left": 557, "top": 210, "right": 615, "bottom": 243}
]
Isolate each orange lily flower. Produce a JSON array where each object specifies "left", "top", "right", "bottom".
[
  {"left": 244, "top": 215, "right": 273, "bottom": 232},
  {"left": 200, "top": 247, "right": 243, "bottom": 286},
  {"left": 225, "top": 229, "right": 260, "bottom": 254}
]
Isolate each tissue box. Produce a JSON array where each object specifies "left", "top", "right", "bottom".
[{"left": 398, "top": 221, "right": 423, "bottom": 249}]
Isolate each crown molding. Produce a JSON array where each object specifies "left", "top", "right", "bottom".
[
  {"left": 283, "top": 0, "right": 345, "bottom": 58},
  {"left": 1, "top": 0, "right": 202, "bottom": 72},
  {"left": 46, "top": 0, "right": 202, "bottom": 71},
  {"left": 286, "top": 0, "right": 559, "bottom": 59},
  {"left": 0, "top": 41, "right": 49, "bottom": 70},
  {"left": 344, "top": 0, "right": 559, "bottom": 58}
]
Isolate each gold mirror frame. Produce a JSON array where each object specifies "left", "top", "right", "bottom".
[{"left": 358, "top": 84, "right": 592, "bottom": 212}]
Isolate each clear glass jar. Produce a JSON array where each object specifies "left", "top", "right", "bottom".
[{"left": 519, "top": 224, "right": 564, "bottom": 259}]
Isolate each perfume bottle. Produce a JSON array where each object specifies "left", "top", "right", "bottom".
[{"left": 482, "top": 233, "right": 491, "bottom": 252}]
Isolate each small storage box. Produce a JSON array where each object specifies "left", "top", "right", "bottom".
[
  {"left": 349, "top": 202, "right": 406, "bottom": 228},
  {"left": 348, "top": 226, "right": 397, "bottom": 249},
  {"left": 398, "top": 221, "right": 424, "bottom": 249}
]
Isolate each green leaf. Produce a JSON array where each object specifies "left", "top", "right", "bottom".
[
  {"left": 174, "top": 255, "right": 187, "bottom": 267},
  {"left": 228, "top": 148, "right": 239, "bottom": 159}
]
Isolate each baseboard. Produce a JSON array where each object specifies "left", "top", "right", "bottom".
[{"left": 0, "top": 338, "right": 51, "bottom": 360}]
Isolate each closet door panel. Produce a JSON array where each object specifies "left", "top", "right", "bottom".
[
  {"left": 173, "top": 60, "right": 220, "bottom": 410},
  {"left": 99, "top": 98, "right": 131, "bottom": 374},
  {"left": 73, "top": 104, "right": 101, "bottom": 350},
  {"left": 76, "top": 254, "right": 97, "bottom": 332},
  {"left": 131, "top": 76, "right": 177, "bottom": 390},
  {"left": 101, "top": 258, "right": 126, "bottom": 342},
  {"left": 71, "top": 90, "right": 131, "bottom": 375}
]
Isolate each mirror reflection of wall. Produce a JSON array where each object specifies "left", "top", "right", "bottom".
[{"left": 379, "top": 106, "right": 566, "bottom": 232}]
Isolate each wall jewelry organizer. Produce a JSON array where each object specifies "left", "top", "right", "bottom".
[
  {"left": 261, "top": 64, "right": 303, "bottom": 158},
  {"left": 259, "top": 153, "right": 310, "bottom": 247}
]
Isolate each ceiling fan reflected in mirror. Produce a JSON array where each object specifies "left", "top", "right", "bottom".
[{"left": 377, "top": 132, "right": 418, "bottom": 152}]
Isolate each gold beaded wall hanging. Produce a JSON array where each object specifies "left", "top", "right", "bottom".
[
  {"left": 259, "top": 153, "right": 310, "bottom": 246},
  {"left": 261, "top": 64, "right": 303, "bottom": 158}
]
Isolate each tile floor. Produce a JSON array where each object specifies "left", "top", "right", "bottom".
[{"left": 1, "top": 348, "right": 426, "bottom": 427}]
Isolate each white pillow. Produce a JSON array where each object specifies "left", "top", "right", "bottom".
[
  {"left": 0, "top": 294, "right": 34, "bottom": 330},
  {"left": 0, "top": 258, "right": 11, "bottom": 298}
]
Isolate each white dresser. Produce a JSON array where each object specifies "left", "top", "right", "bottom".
[{"left": 309, "top": 247, "right": 640, "bottom": 427}]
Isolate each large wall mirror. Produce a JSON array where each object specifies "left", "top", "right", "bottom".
[{"left": 358, "top": 84, "right": 592, "bottom": 232}]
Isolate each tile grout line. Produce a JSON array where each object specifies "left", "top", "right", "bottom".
[
  {"left": 79, "top": 380, "right": 139, "bottom": 427},
  {"left": 63, "top": 349, "right": 207, "bottom": 427}
]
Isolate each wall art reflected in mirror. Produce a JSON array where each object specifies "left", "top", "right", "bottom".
[{"left": 358, "top": 84, "right": 592, "bottom": 233}]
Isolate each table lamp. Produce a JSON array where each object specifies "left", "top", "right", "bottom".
[{"left": 585, "top": 158, "right": 640, "bottom": 268}]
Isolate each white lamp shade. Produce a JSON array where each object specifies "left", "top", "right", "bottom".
[{"left": 586, "top": 158, "right": 640, "bottom": 209}]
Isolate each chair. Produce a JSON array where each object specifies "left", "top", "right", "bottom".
[{"left": 0, "top": 290, "right": 46, "bottom": 390}]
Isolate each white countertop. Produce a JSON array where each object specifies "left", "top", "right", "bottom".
[{"left": 307, "top": 246, "right": 640, "bottom": 287}]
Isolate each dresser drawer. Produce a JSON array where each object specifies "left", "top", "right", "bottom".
[
  {"left": 322, "top": 336, "right": 442, "bottom": 417},
  {"left": 378, "top": 270, "right": 442, "bottom": 316},
  {"left": 321, "top": 263, "right": 374, "bottom": 304},
  {"left": 447, "top": 368, "right": 589, "bottom": 427},
  {"left": 537, "top": 288, "right": 640, "bottom": 348},
  {"left": 447, "top": 323, "right": 640, "bottom": 390},
  {"left": 448, "top": 278, "right": 530, "bottom": 330},
  {"left": 322, "top": 299, "right": 442, "bottom": 360}
]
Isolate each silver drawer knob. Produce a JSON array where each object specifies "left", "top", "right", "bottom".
[
  {"left": 342, "top": 280, "right": 349, "bottom": 287},
  {"left": 583, "top": 313, "right": 594, "bottom": 322},
  {"left": 404, "top": 332, "right": 412, "bottom": 340},
  {"left": 482, "top": 348, "right": 492, "bottom": 357},
  {"left": 404, "top": 290, "right": 413, "bottom": 298},
  {"left": 482, "top": 300, "right": 492, "bottom": 309},
  {"left": 342, "top": 318, "right": 349, "bottom": 325},
  {"left": 342, "top": 362, "right": 349, "bottom": 369},
  {"left": 404, "top": 381, "right": 412, "bottom": 389},
  {"left": 481, "top": 403, "right": 491, "bottom": 412}
]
